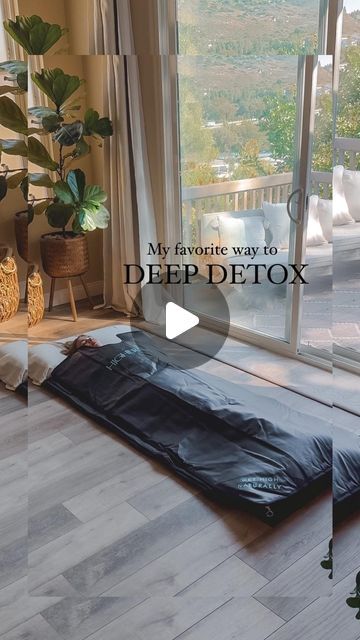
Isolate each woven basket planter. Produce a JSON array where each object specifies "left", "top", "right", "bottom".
[
  {"left": 0, "top": 251, "right": 20, "bottom": 323},
  {"left": 14, "top": 210, "right": 29, "bottom": 263},
  {"left": 40, "top": 232, "right": 89, "bottom": 278}
]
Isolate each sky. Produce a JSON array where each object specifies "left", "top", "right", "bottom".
[{"left": 344, "top": 0, "right": 360, "bottom": 12}]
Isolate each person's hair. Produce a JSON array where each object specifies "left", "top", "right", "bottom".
[{"left": 61, "top": 335, "right": 89, "bottom": 356}]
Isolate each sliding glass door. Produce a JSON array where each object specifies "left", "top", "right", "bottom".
[{"left": 176, "top": 50, "right": 319, "bottom": 355}]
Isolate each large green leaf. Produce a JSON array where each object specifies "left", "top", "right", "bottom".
[
  {"left": 76, "top": 203, "right": 110, "bottom": 232},
  {"left": 66, "top": 169, "right": 85, "bottom": 202},
  {"left": 6, "top": 169, "right": 27, "bottom": 189},
  {"left": 53, "top": 180, "right": 75, "bottom": 204},
  {"left": 83, "top": 184, "right": 107, "bottom": 204},
  {"left": 46, "top": 202, "right": 74, "bottom": 229},
  {"left": 31, "top": 69, "right": 82, "bottom": 108},
  {"left": 0, "top": 139, "right": 27, "bottom": 157},
  {"left": 84, "top": 108, "right": 113, "bottom": 138},
  {"left": 73, "top": 137, "right": 90, "bottom": 159},
  {"left": 28, "top": 137, "right": 58, "bottom": 171},
  {"left": 29, "top": 172, "right": 54, "bottom": 188},
  {"left": 33, "top": 200, "right": 49, "bottom": 216},
  {"left": 4, "top": 15, "right": 66, "bottom": 55},
  {"left": 0, "top": 175, "right": 8, "bottom": 201},
  {"left": 0, "top": 96, "right": 27, "bottom": 134},
  {"left": 20, "top": 176, "right": 28, "bottom": 200},
  {"left": 53, "top": 121, "right": 83, "bottom": 146}
]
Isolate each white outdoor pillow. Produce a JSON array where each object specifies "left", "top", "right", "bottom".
[
  {"left": 317, "top": 197, "right": 333, "bottom": 242},
  {"left": 307, "top": 195, "right": 327, "bottom": 246},
  {"left": 333, "top": 165, "right": 354, "bottom": 225},
  {"left": 242, "top": 216, "right": 266, "bottom": 250},
  {"left": 217, "top": 216, "right": 247, "bottom": 256},
  {"left": 262, "top": 202, "right": 290, "bottom": 249},
  {"left": 342, "top": 168, "right": 360, "bottom": 222},
  {"left": 0, "top": 340, "right": 27, "bottom": 390}
]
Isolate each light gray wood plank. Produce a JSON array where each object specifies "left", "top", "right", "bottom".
[
  {"left": 0, "top": 579, "right": 63, "bottom": 635},
  {"left": 0, "top": 508, "right": 27, "bottom": 550},
  {"left": 254, "top": 540, "right": 332, "bottom": 620},
  {"left": 136, "top": 597, "right": 282, "bottom": 640},
  {"left": 265, "top": 571, "right": 360, "bottom": 640},
  {"left": 0, "top": 614, "right": 63, "bottom": 640},
  {"left": 28, "top": 399, "right": 88, "bottom": 441},
  {"left": 104, "top": 512, "right": 267, "bottom": 598},
  {"left": 63, "top": 460, "right": 167, "bottom": 522},
  {"left": 334, "top": 511, "right": 360, "bottom": 584},
  {"left": 29, "top": 432, "right": 74, "bottom": 465},
  {"left": 30, "top": 575, "right": 79, "bottom": 598},
  {"left": 236, "top": 493, "right": 332, "bottom": 580},
  {"left": 29, "top": 501, "right": 147, "bottom": 592},
  {"left": 41, "top": 597, "right": 144, "bottom": 640},
  {"left": 29, "top": 454, "right": 141, "bottom": 516},
  {"left": 127, "top": 476, "right": 199, "bottom": 520},
  {"left": 62, "top": 497, "right": 222, "bottom": 596},
  {"left": 30, "top": 432, "right": 138, "bottom": 488},
  {"left": 0, "top": 408, "right": 27, "bottom": 459},
  {"left": 176, "top": 556, "right": 268, "bottom": 599},
  {"left": 29, "top": 504, "right": 82, "bottom": 552},
  {"left": 0, "top": 393, "right": 26, "bottom": 417},
  {"left": 0, "top": 537, "right": 27, "bottom": 590},
  {"left": 68, "top": 596, "right": 233, "bottom": 640},
  {"left": 0, "top": 451, "right": 26, "bottom": 486}
]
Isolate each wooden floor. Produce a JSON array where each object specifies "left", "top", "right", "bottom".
[{"left": 1, "top": 303, "right": 360, "bottom": 639}]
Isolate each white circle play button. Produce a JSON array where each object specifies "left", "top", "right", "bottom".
[
  {"left": 129, "top": 269, "right": 230, "bottom": 369},
  {"left": 165, "top": 302, "right": 199, "bottom": 340}
]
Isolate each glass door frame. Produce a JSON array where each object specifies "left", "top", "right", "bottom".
[{"left": 157, "top": 1, "right": 330, "bottom": 370}]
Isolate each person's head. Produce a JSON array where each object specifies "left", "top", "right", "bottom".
[{"left": 62, "top": 334, "right": 101, "bottom": 356}]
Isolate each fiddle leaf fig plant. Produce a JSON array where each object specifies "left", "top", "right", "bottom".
[
  {"left": 0, "top": 15, "right": 68, "bottom": 212},
  {"left": 28, "top": 66, "right": 113, "bottom": 235}
]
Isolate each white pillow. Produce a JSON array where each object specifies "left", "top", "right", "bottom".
[
  {"left": 317, "top": 198, "right": 333, "bottom": 242},
  {"left": 333, "top": 165, "right": 354, "bottom": 225},
  {"left": 218, "top": 217, "right": 246, "bottom": 256},
  {"left": 307, "top": 196, "right": 327, "bottom": 246},
  {"left": 0, "top": 341, "right": 27, "bottom": 390},
  {"left": 242, "top": 216, "right": 266, "bottom": 250},
  {"left": 28, "top": 324, "right": 133, "bottom": 385},
  {"left": 342, "top": 168, "right": 360, "bottom": 222},
  {"left": 262, "top": 202, "right": 290, "bottom": 249}
]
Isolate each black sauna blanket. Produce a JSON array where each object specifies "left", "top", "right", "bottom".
[
  {"left": 46, "top": 331, "right": 332, "bottom": 522},
  {"left": 334, "top": 430, "right": 360, "bottom": 522}
]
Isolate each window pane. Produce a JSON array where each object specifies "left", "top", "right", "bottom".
[{"left": 179, "top": 55, "right": 301, "bottom": 341}]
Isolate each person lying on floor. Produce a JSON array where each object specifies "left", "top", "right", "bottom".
[
  {"left": 48, "top": 329, "right": 332, "bottom": 523},
  {"left": 62, "top": 334, "right": 101, "bottom": 356}
]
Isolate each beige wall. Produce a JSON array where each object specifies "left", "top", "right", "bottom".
[{"left": 28, "top": 55, "right": 105, "bottom": 298}]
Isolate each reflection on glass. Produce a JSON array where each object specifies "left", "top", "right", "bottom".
[
  {"left": 333, "top": 0, "right": 360, "bottom": 358},
  {"left": 177, "top": 0, "right": 322, "bottom": 55}
]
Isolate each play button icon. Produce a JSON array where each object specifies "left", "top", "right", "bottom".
[
  {"left": 165, "top": 303, "right": 199, "bottom": 340},
  {"left": 129, "top": 268, "right": 230, "bottom": 369}
]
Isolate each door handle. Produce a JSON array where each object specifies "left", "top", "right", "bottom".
[{"left": 287, "top": 188, "right": 304, "bottom": 224}]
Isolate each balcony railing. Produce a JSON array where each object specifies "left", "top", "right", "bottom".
[{"left": 182, "top": 137, "right": 360, "bottom": 245}]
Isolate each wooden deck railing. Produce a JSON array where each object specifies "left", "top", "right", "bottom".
[{"left": 181, "top": 137, "right": 360, "bottom": 245}]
